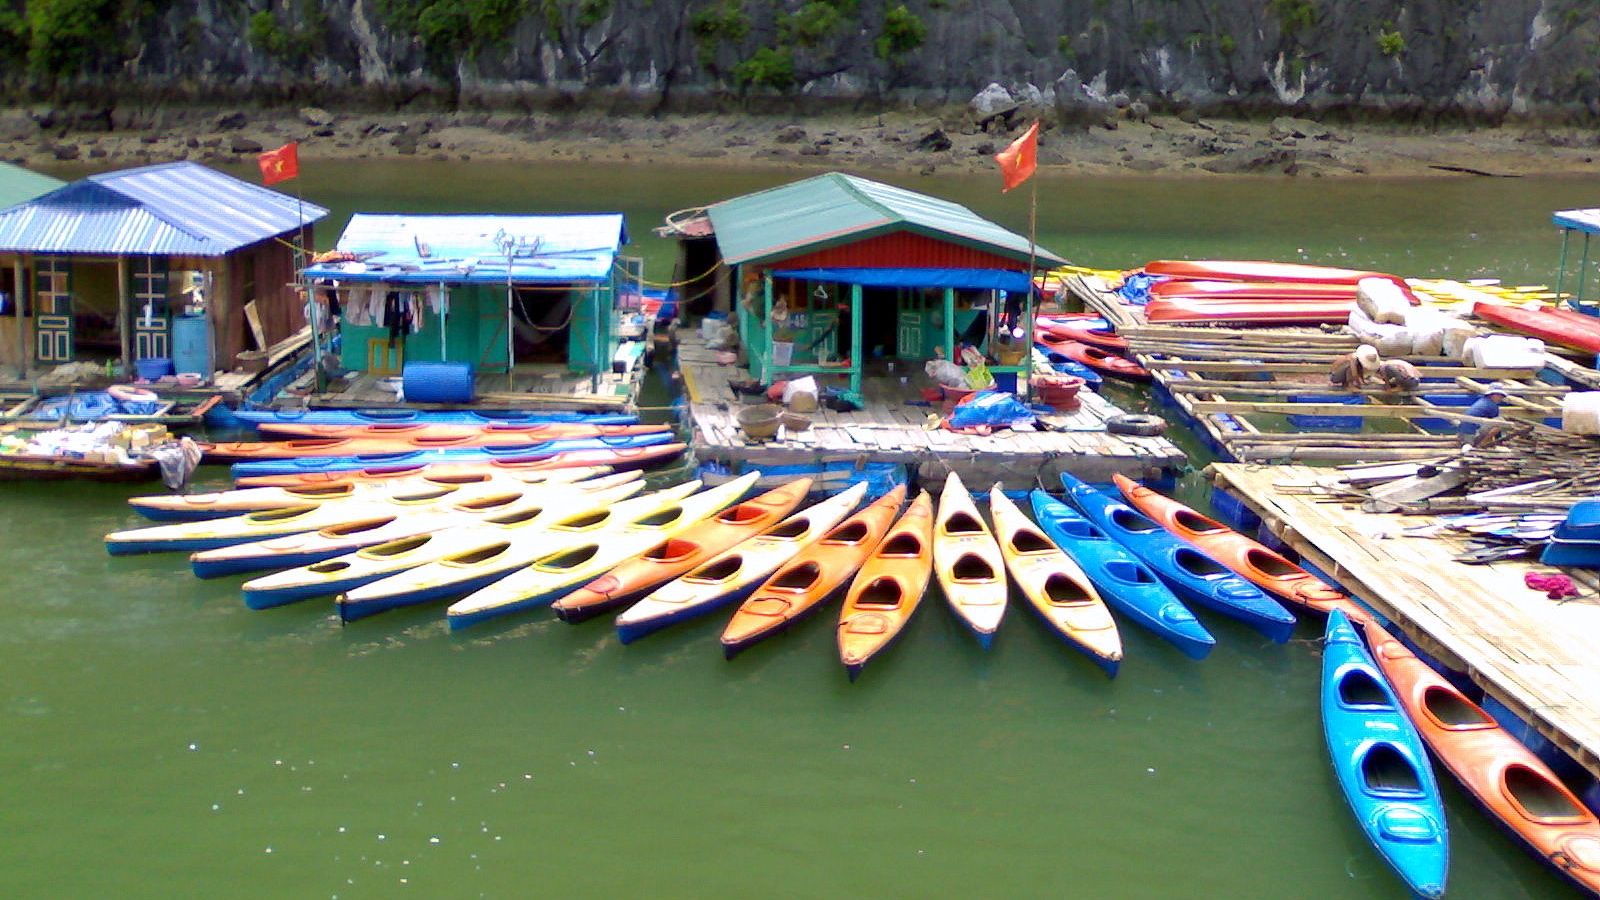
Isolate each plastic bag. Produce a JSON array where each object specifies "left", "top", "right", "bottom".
[
  {"left": 948, "top": 391, "right": 1036, "bottom": 430},
  {"left": 925, "top": 358, "right": 968, "bottom": 389}
]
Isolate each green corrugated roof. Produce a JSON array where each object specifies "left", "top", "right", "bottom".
[
  {"left": 0, "top": 162, "right": 65, "bottom": 210},
  {"left": 705, "top": 172, "right": 1066, "bottom": 268}
]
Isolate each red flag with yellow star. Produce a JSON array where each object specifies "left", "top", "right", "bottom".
[
  {"left": 994, "top": 122, "right": 1038, "bottom": 193},
  {"left": 258, "top": 142, "right": 299, "bottom": 186}
]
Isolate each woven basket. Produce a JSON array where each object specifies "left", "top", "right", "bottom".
[{"left": 737, "top": 404, "right": 783, "bottom": 441}]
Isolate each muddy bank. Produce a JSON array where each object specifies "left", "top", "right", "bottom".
[{"left": 4, "top": 105, "right": 1600, "bottom": 181}]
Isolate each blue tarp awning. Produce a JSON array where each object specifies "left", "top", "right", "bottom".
[
  {"left": 301, "top": 213, "right": 627, "bottom": 285},
  {"left": 1554, "top": 209, "right": 1600, "bottom": 236},
  {"left": 770, "top": 267, "right": 1034, "bottom": 294}
]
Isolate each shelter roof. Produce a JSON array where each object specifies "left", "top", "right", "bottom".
[
  {"left": 302, "top": 213, "right": 628, "bottom": 285},
  {"left": 1554, "top": 209, "right": 1600, "bottom": 236},
  {"left": 704, "top": 172, "right": 1066, "bottom": 268},
  {"left": 0, "top": 161, "right": 327, "bottom": 256},
  {"left": 0, "top": 162, "right": 65, "bottom": 209}
]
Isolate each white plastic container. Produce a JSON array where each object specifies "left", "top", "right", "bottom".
[
  {"left": 1562, "top": 392, "right": 1600, "bottom": 434},
  {"left": 1463, "top": 335, "right": 1546, "bottom": 368}
]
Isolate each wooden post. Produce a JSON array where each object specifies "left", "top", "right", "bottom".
[
  {"left": 1557, "top": 229, "right": 1571, "bottom": 308},
  {"left": 850, "top": 282, "right": 863, "bottom": 397},
  {"left": 13, "top": 256, "right": 25, "bottom": 376},
  {"left": 761, "top": 272, "right": 773, "bottom": 384},
  {"left": 943, "top": 286, "right": 955, "bottom": 360},
  {"left": 117, "top": 255, "right": 131, "bottom": 378},
  {"left": 1580, "top": 233, "right": 1592, "bottom": 309}
]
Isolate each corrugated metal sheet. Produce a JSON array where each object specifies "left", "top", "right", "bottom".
[
  {"left": 774, "top": 231, "right": 1021, "bottom": 271},
  {"left": 0, "top": 161, "right": 328, "bottom": 256},
  {"left": 301, "top": 213, "right": 627, "bottom": 284},
  {"left": 1554, "top": 208, "right": 1600, "bottom": 235},
  {"left": 0, "top": 162, "right": 65, "bottom": 209},
  {"left": 705, "top": 172, "right": 1067, "bottom": 268}
]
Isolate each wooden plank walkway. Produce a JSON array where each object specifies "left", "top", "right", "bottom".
[
  {"left": 1211, "top": 462, "right": 1600, "bottom": 779},
  {"left": 679, "top": 328, "right": 1188, "bottom": 490}
]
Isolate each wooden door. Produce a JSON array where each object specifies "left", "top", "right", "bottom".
[
  {"left": 34, "top": 259, "right": 71, "bottom": 363},
  {"left": 132, "top": 258, "right": 170, "bottom": 359},
  {"left": 897, "top": 292, "right": 924, "bottom": 359}
]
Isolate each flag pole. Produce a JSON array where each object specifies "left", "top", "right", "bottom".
[{"left": 295, "top": 177, "right": 325, "bottom": 394}]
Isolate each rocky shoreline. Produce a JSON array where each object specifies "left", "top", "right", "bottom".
[{"left": 4, "top": 104, "right": 1600, "bottom": 180}]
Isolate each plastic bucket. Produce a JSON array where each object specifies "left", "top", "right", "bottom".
[{"left": 135, "top": 357, "right": 175, "bottom": 380}]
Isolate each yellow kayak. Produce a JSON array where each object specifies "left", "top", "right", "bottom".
[
  {"left": 988, "top": 487, "right": 1122, "bottom": 675},
  {"left": 933, "top": 471, "right": 1007, "bottom": 647},
  {"left": 836, "top": 491, "right": 934, "bottom": 680}
]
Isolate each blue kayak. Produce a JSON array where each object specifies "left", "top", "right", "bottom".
[
  {"left": 1058, "top": 472, "right": 1296, "bottom": 642},
  {"left": 232, "top": 408, "right": 638, "bottom": 427},
  {"left": 1034, "top": 345, "right": 1103, "bottom": 390},
  {"left": 230, "top": 433, "right": 673, "bottom": 478},
  {"left": 1029, "top": 490, "right": 1214, "bottom": 660},
  {"left": 1321, "top": 609, "right": 1449, "bottom": 899}
]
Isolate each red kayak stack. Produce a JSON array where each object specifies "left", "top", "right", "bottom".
[{"left": 1136, "top": 260, "right": 1420, "bottom": 326}]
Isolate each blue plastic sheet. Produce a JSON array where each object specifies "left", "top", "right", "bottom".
[
  {"left": 948, "top": 391, "right": 1036, "bottom": 429},
  {"left": 1117, "top": 272, "right": 1165, "bottom": 306}
]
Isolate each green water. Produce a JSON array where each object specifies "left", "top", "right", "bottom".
[{"left": 5, "top": 163, "right": 1595, "bottom": 898}]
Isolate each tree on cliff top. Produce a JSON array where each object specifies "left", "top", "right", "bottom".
[{"left": 377, "top": 0, "right": 526, "bottom": 102}]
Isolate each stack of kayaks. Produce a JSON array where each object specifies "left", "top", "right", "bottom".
[
  {"left": 1472, "top": 301, "right": 1600, "bottom": 354},
  {"left": 201, "top": 425, "right": 672, "bottom": 461},
  {"left": 1321, "top": 609, "right": 1449, "bottom": 899},
  {"left": 1033, "top": 332, "right": 1150, "bottom": 381},
  {"left": 1134, "top": 259, "right": 1421, "bottom": 326},
  {"left": 1035, "top": 313, "right": 1128, "bottom": 352},
  {"left": 256, "top": 422, "right": 666, "bottom": 441},
  {"left": 227, "top": 431, "right": 675, "bottom": 478},
  {"left": 1059, "top": 472, "right": 1296, "bottom": 641},
  {"left": 233, "top": 444, "right": 687, "bottom": 488},
  {"left": 617, "top": 483, "right": 868, "bottom": 644}
]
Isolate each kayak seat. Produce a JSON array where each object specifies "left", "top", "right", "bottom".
[
  {"left": 951, "top": 552, "right": 997, "bottom": 582},
  {"left": 943, "top": 512, "right": 986, "bottom": 536},
  {"left": 765, "top": 518, "right": 813, "bottom": 540},
  {"left": 1171, "top": 547, "right": 1231, "bottom": 578},
  {"left": 1009, "top": 528, "right": 1054, "bottom": 555},
  {"left": 321, "top": 517, "right": 398, "bottom": 536},
  {"left": 486, "top": 507, "right": 544, "bottom": 526},
  {"left": 1042, "top": 573, "right": 1092, "bottom": 606},
  {"left": 644, "top": 539, "right": 702, "bottom": 562},
  {"left": 770, "top": 562, "right": 822, "bottom": 592},
  {"left": 390, "top": 488, "right": 455, "bottom": 503},
  {"left": 1103, "top": 560, "right": 1157, "bottom": 585},
  {"left": 824, "top": 522, "right": 871, "bottom": 545},
  {"left": 461, "top": 494, "right": 521, "bottom": 511},
  {"left": 1172, "top": 509, "right": 1225, "bottom": 536},
  {"left": 1244, "top": 548, "right": 1301, "bottom": 578},
  {"left": 425, "top": 474, "right": 493, "bottom": 485},
  {"left": 1337, "top": 669, "right": 1395, "bottom": 710},
  {"left": 1503, "top": 764, "right": 1590, "bottom": 822},
  {"left": 1419, "top": 685, "right": 1494, "bottom": 731},
  {"left": 856, "top": 577, "right": 906, "bottom": 608},
  {"left": 361, "top": 535, "right": 433, "bottom": 557},
  {"left": 636, "top": 507, "right": 686, "bottom": 527},
  {"left": 717, "top": 504, "right": 768, "bottom": 524},
  {"left": 289, "top": 485, "right": 356, "bottom": 498},
  {"left": 536, "top": 544, "right": 601, "bottom": 571},
  {"left": 1108, "top": 508, "right": 1160, "bottom": 535},
  {"left": 687, "top": 555, "right": 745, "bottom": 583},
  {"left": 247, "top": 505, "right": 321, "bottom": 523},
  {"left": 445, "top": 543, "right": 511, "bottom": 566},
  {"left": 876, "top": 533, "right": 923, "bottom": 558},
  {"left": 308, "top": 560, "right": 353, "bottom": 574},
  {"left": 1361, "top": 743, "right": 1424, "bottom": 798}
]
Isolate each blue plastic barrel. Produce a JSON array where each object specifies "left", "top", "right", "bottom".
[
  {"left": 171, "top": 315, "right": 213, "bottom": 377},
  {"left": 402, "top": 362, "right": 476, "bottom": 403}
]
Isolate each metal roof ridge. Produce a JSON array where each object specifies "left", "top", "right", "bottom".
[{"left": 830, "top": 172, "right": 901, "bottom": 223}]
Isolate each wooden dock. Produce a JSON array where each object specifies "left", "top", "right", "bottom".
[
  {"left": 1066, "top": 274, "right": 1573, "bottom": 464},
  {"left": 1211, "top": 462, "right": 1600, "bottom": 780},
  {"left": 677, "top": 328, "right": 1187, "bottom": 490}
]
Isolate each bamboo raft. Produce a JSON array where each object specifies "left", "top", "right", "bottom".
[
  {"left": 676, "top": 328, "right": 1187, "bottom": 490},
  {"left": 1210, "top": 462, "right": 1600, "bottom": 781},
  {"left": 1066, "top": 274, "right": 1569, "bottom": 463}
]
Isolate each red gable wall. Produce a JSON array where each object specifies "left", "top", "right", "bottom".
[{"left": 769, "top": 230, "right": 1022, "bottom": 271}]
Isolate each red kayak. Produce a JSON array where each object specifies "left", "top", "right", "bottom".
[
  {"left": 1036, "top": 313, "right": 1128, "bottom": 351},
  {"left": 234, "top": 443, "right": 686, "bottom": 488},
  {"left": 1144, "top": 295, "right": 1361, "bottom": 326},
  {"left": 1036, "top": 337, "right": 1149, "bottom": 381},
  {"left": 1473, "top": 302, "right": 1600, "bottom": 353},
  {"left": 1142, "top": 259, "right": 1411, "bottom": 288}
]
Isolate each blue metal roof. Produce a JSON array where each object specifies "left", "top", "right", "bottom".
[
  {"left": 0, "top": 160, "right": 328, "bottom": 257},
  {"left": 301, "top": 213, "right": 628, "bottom": 285},
  {"left": 1554, "top": 209, "right": 1600, "bottom": 236}
]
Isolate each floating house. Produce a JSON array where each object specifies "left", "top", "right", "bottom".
[
  {"left": 0, "top": 161, "right": 326, "bottom": 380},
  {"left": 668, "top": 172, "right": 1067, "bottom": 396},
  {"left": 300, "top": 213, "right": 645, "bottom": 408},
  {"left": 666, "top": 173, "right": 1187, "bottom": 490}
]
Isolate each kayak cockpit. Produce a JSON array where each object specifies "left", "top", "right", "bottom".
[
  {"left": 1503, "top": 764, "right": 1593, "bottom": 824},
  {"left": 1361, "top": 743, "right": 1425, "bottom": 798},
  {"left": 1337, "top": 669, "right": 1394, "bottom": 710},
  {"left": 1420, "top": 685, "right": 1495, "bottom": 731}
]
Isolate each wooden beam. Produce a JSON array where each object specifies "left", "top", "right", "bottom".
[{"left": 117, "top": 255, "right": 131, "bottom": 377}]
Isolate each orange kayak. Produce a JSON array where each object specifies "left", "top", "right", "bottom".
[
  {"left": 1112, "top": 474, "right": 1349, "bottom": 617},
  {"left": 933, "top": 472, "right": 1007, "bottom": 647},
  {"left": 1367, "top": 628, "right": 1600, "bottom": 896},
  {"left": 256, "top": 422, "right": 671, "bottom": 441},
  {"left": 552, "top": 477, "right": 813, "bottom": 622},
  {"left": 204, "top": 433, "right": 620, "bottom": 460},
  {"left": 989, "top": 487, "right": 1121, "bottom": 674},
  {"left": 836, "top": 491, "right": 934, "bottom": 680},
  {"left": 722, "top": 484, "right": 906, "bottom": 658},
  {"left": 1142, "top": 259, "right": 1411, "bottom": 288},
  {"left": 234, "top": 444, "right": 686, "bottom": 488}
]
